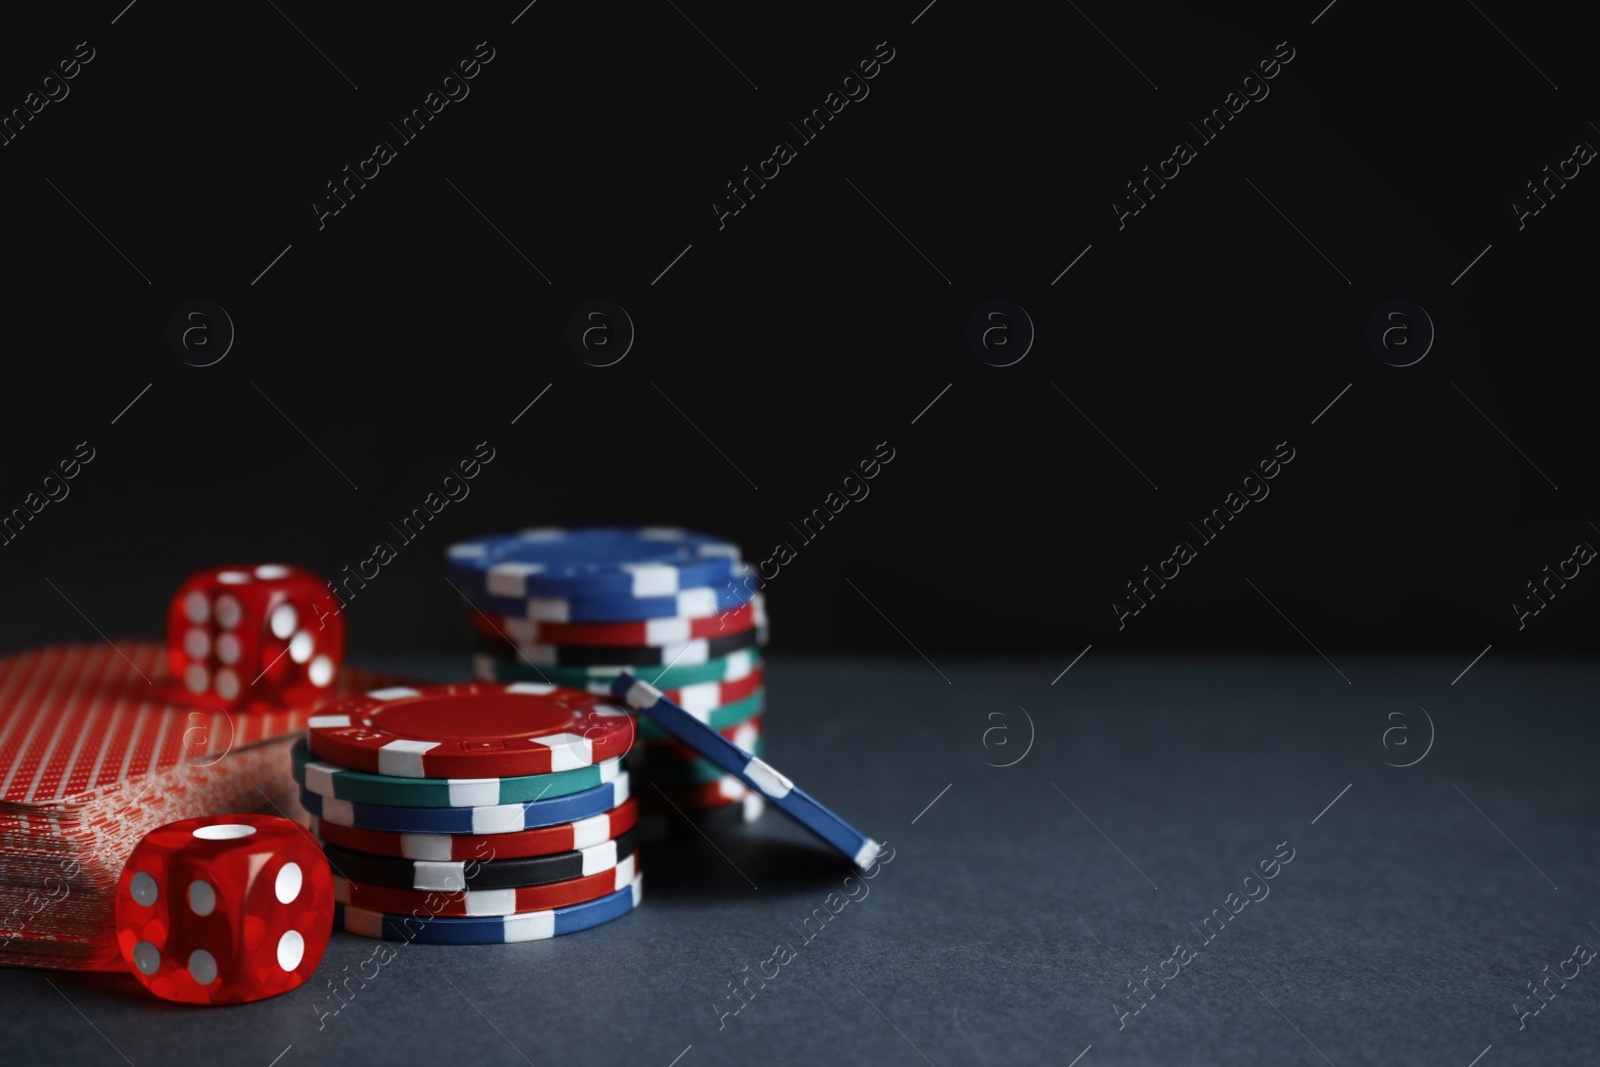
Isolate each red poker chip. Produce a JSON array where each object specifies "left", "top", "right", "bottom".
[
  {"left": 307, "top": 683, "right": 635, "bottom": 779},
  {"left": 473, "top": 597, "right": 760, "bottom": 648},
  {"left": 310, "top": 798, "right": 641, "bottom": 861},
  {"left": 333, "top": 855, "right": 639, "bottom": 917}
]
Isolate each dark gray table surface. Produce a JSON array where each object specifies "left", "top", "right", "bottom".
[{"left": 4, "top": 653, "right": 1598, "bottom": 1067}]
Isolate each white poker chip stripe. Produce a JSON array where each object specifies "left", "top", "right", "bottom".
[
  {"left": 618, "top": 562, "right": 681, "bottom": 598},
  {"left": 725, "top": 649, "right": 755, "bottom": 680},
  {"left": 577, "top": 836, "right": 622, "bottom": 876},
  {"left": 645, "top": 616, "right": 692, "bottom": 644},
  {"left": 301, "top": 760, "right": 337, "bottom": 797},
  {"left": 742, "top": 757, "right": 795, "bottom": 799},
  {"left": 533, "top": 731, "right": 593, "bottom": 772},
  {"left": 451, "top": 779, "right": 503, "bottom": 807},
  {"left": 572, "top": 810, "right": 619, "bottom": 849},
  {"left": 485, "top": 561, "right": 546, "bottom": 599},
  {"left": 502, "top": 911, "right": 558, "bottom": 942},
  {"left": 673, "top": 587, "right": 723, "bottom": 618},
  {"left": 610, "top": 852, "right": 637, "bottom": 888},
  {"left": 675, "top": 679, "right": 731, "bottom": 715},
  {"left": 377, "top": 739, "right": 439, "bottom": 778},
  {"left": 622, "top": 681, "right": 661, "bottom": 709}
]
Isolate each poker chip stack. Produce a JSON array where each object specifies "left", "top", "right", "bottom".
[
  {"left": 297, "top": 684, "right": 643, "bottom": 944},
  {"left": 448, "top": 527, "right": 769, "bottom": 839}
]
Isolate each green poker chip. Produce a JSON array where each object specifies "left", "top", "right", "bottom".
[
  {"left": 291, "top": 738, "right": 624, "bottom": 808},
  {"left": 473, "top": 649, "right": 763, "bottom": 690}
]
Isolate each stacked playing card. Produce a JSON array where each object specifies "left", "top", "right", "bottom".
[{"left": 0, "top": 641, "right": 388, "bottom": 971}]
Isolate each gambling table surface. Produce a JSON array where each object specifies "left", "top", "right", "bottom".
[{"left": 4, "top": 653, "right": 1596, "bottom": 1067}]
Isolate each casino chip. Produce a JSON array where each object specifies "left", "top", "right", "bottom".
[
  {"left": 451, "top": 682, "right": 759, "bottom": 741},
  {"left": 293, "top": 739, "right": 622, "bottom": 808},
  {"left": 476, "top": 626, "right": 760, "bottom": 667},
  {"left": 613, "top": 675, "right": 880, "bottom": 869},
  {"left": 307, "top": 683, "right": 634, "bottom": 779},
  {"left": 324, "top": 828, "right": 639, "bottom": 891},
  {"left": 298, "top": 771, "right": 631, "bottom": 834},
  {"left": 335, "top": 874, "right": 643, "bottom": 944},
  {"left": 469, "top": 581, "right": 754, "bottom": 623},
  {"left": 474, "top": 649, "right": 761, "bottom": 689},
  {"left": 643, "top": 670, "right": 764, "bottom": 713},
  {"left": 476, "top": 595, "right": 763, "bottom": 648},
  {"left": 309, "top": 798, "right": 641, "bottom": 861},
  {"left": 471, "top": 661, "right": 764, "bottom": 718},
  {"left": 334, "top": 853, "right": 638, "bottom": 916},
  {"left": 446, "top": 527, "right": 742, "bottom": 598}
]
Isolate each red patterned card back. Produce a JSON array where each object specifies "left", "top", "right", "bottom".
[{"left": 0, "top": 642, "right": 376, "bottom": 808}]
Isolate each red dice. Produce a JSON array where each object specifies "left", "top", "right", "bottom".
[
  {"left": 167, "top": 563, "right": 344, "bottom": 708},
  {"left": 115, "top": 815, "right": 333, "bottom": 1004}
]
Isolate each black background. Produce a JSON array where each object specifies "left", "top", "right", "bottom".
[{"left": 2, "top": 0, "right": 1597, "bottom": 661}]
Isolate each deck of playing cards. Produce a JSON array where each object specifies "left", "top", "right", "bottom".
[{"left": 0, "top": 641, "right": 386, "bottom": 971}]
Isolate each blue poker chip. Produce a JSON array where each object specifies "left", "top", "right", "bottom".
[
  {"left": 466, "top": 579, "right": 756, "bottom": 623},
  {"left": 300, "top": 772, "right": 631, "bottom": 834},
  {"left": 334, "top": 873, "right": 643, "bottom": 943},
  {"left": 447, "top": 527, "right": 744, "bottom": 599},
  {"left": 610, "top": 674, "right": 882, "bottom": 870}
]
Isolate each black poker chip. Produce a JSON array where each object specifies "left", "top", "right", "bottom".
[{"left": 322, "top": 828, "right": 639, "bottom": 892}]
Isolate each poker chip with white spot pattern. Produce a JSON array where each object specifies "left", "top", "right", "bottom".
[
  {"left": 297, "top": 772, "right": 632, "bottom": 834},
  {"left": 445, "top": 527, "right": 743, "bottom": 599},
  {"left": 334, "top": 873, "right": 642, "bottom": 944},
  {"left": 306, "top": 682, "right": 634, "bottom": 779}
]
